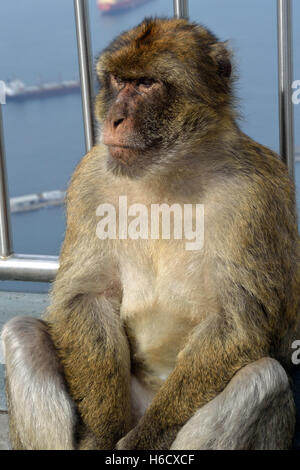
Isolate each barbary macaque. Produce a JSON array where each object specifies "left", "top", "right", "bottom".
[{"left": 2, "top": 17, "right": 300, "bottom": 450}]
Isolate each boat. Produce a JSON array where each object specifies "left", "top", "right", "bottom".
[
  {"left": 98, "top": 0, "right": 151, "bottom": 14},
  {"left": 5, "top": 79, "right": 80, "bottom": 102},
  {"left": 10, "top": 190, "right": 66, "bottom": 213}
]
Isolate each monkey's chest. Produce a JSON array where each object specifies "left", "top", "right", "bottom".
[{"left": 119, "top": 249, "right": 209, "bottom": 386}]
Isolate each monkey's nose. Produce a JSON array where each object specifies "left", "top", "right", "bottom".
[{"left": 114, "top": 117, "right": 125, "bottom": 128}]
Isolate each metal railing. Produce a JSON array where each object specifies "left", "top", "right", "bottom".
[
  {"left": 0, "top": 105, "right": 12, "bottom": 259},
  {"left": 74, "top": 0, "right": 95, "bottom": 152},
  {"left": 0, "top": 0, "right": 95, "bottom": 282},
  {"left": 277, "top": 0, "right": 294, "bottom": 178},
  {"left": 0, "top": 0, "right": 295, "bottom": 283},
  {"left": 173, "top": 0, "right": 189, "bottom": 19}
]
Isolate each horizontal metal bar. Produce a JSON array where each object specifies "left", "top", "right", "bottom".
[
  {"left": 0, "top": 104, "right": 13, "bottom": 258},
  {"left": 74, "top": 0, "right": 95, "bottom": 152},
  {"left": 277, "top": 0, "right": 294, "bottom": 178},
  {"left": 173, "top": 0, "right": 189, "bottom": 19},
  {"left": 0, "top": 254, "right": 59, "bottom": 282}
]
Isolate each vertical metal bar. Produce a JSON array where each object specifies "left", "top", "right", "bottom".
[
  {"left": 0, "top": 105, "right": 13, "bottom": 258},
  {"left": 74, "top": 0, "right": 95, "bottom": 152},
  {"left": 173, "top": 0, "right": 189, "bottom": 19},
  {"left": 277, "top": 0, "right": 294, "bottom": 178}
]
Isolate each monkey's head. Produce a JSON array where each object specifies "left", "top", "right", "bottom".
[{"left": 96, "top": 18, "right": 234, "bottom": 177}]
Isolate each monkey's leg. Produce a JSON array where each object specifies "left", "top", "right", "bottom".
[
  {"left": 171, "top": 358, "right": 295, "bottom": 450},
  {"left": 47, "top": 293, "right": 131, "bottom": 450},
  {"left": 116, "top": 312, "right": 296, "bottom": 450},
  {"left": 2, "top": 295, "right": 131, "bottom": 450},
  {"left": 1, "top": 316, "right": 76, "bottom": 450}
]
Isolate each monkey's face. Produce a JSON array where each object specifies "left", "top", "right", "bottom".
[
  {"left": 96, "top": 18, "right": 234, "bottom": 177},
  {"left": 99, "top": 73, "right": 169, "bottom": 167}
]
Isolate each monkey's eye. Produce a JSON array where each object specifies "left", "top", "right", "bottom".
[
  {"left": 111, "top": 75, "right": 124, "bottom": 88},
  {"left": 136, "top": 77, "right": 155, "bottom": 88}
]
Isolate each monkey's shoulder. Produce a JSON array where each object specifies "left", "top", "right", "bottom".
[
  {"left": 68, "top": 144, "right": 108, "bottom": 188},
  {"left": 239, "top": 136, "right": 292, "bottom": 185},
  {"left": 65, "top": 145, "right": 113, "bottom": 213},
  {"left": 229, "top": 136, "right": 296, "bottom": 209}
]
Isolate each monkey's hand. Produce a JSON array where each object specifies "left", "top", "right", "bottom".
[
  {"left": 115, "top": 428, "right": 139, "bottom": 450},
  {"left": 117, "top": 319, "right": 267, "bottom": 450},
  {"left": 115, "top": 420, "right": 179, "bottom": 450}
]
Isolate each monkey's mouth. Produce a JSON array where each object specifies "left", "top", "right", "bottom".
[{"left": 107, "top": 144, "right": 140, "bottom": 165}]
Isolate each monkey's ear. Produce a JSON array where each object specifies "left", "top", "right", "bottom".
[{"left": 209, "top": 41, "right": 232, "bottom": 79}]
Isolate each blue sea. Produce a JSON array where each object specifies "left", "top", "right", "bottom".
[{"left": 0, "top": 0, "right": 299, "bottom": 292}]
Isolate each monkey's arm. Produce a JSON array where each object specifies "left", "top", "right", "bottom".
[
  {"left": 117, "top": 315, "right": 266, "bottom": 450},
  {"left": 47, "top": 292, "right": 131, "bottom": 450},
  {"left": 117, "top": 171, "right": 300, "bottom": 450},
  {"left": 46, "top": 149, "right": 131, "bottom": 449}
]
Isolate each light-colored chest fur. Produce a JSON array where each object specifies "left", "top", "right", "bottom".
[
  {"left": 95, "top": 166, "right": 222, "bottom": 388},
  {"left": 117, "top": 238, "right": 218, "bottom": 388}
]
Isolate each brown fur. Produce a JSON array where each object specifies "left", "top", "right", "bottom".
[{"left": 3, "top": 17, "right": 300, "bottom": 450}]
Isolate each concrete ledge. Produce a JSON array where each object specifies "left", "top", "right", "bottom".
[{"left": 0, "top": 412, "right": 10, "bottom": 450}]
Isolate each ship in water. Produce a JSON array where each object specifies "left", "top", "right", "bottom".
[
  {"left": 10, "top": 190, "right": 66, "bottom": 214},
  {"left": 5, "top": 79, "right": 80, "bottom": 102},
  {"left": 98, "top": 0, "right": 151, "bottom": 14}
]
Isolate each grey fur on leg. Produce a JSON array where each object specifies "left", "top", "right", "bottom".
[
  {"left": 171, "top": 358, "right": 295, "bottom": 450},
  {"left": 1, "top": 316, "right": 76, "bottom": 450}
]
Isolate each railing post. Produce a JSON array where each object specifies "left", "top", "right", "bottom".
[
  {"left": 277, "top": 0, "right": 294, "bottom": 178},
  {"left": 173, "top": 0, "right": 189, "bottom": 19},
  {"left": 74, "top": 0, "right": 95, "bottom": 152},
  {"left": 0, "top": 105, "right": 13, "bottom": 259}
]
